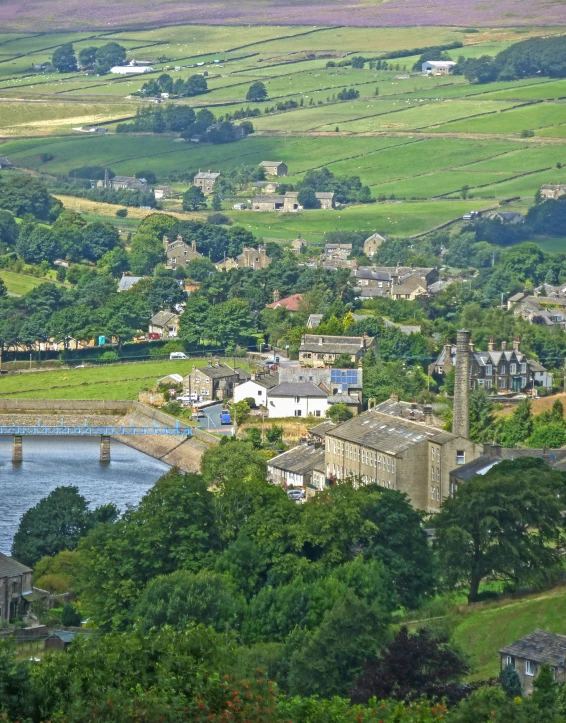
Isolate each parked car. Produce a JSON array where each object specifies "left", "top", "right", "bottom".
[
  {"left": 176, "top": 395, "right": 193, "bottom": 406},
  {"left": 233, "top": 203, "right": 247, "bottom": 210},
  {"left": 170, "top": 352, "right": 188, "bottom": 360},
  {"left": 148, "top": 332, "right": 161, "bottom": 340},
  {"left": 220, "top": 409, "right": 232, "bottom": 424},
  {"left": 287, "top": 489, "right": 305, "bottom": 501}
]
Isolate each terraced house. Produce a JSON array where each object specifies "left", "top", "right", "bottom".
[
  {"left": 0, "top": 553, "right": 33, "bottom": 623},
  {"left": 299, "top": 334, "right": 375, "bottom": 367}
]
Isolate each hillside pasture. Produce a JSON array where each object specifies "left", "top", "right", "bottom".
[{"left": 432, "top": 101, "right": 566, "bottom": 135}]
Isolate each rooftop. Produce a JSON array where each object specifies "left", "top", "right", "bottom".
[
  {"left": 266, "top": 293, "right": 304, "bottom": 311},
  {"left": 0, "top": 552, "right": 32, "bottom": 579},
  {"left": 150, "top": 310, "right": 178, "bottom": 327},
  {"left": 326, "top": 410, "right": 456, "bottom": 454},
  {"left": 268, "top": 382, "right": 328, "bottom": 398},
  {"left": 308, "top": 420, "right": 337, "bottom": 438},
  {"left": 194, "top": 364, "right": 238, "bottom": 379},
  {"left": 118, "top": 275, "right": 145, "bottom": 292},
  {"left": 194, "top": 171, "right": 220, "bottom": 179},
  {"left": 268, "top": 443, "right": 325, "bottom": 475},
  {"left": 500, "top": 630, "right": 566, "bottom": 667},
  {"left": 260, "top": 160, "right": 286, "bottom": 167}
]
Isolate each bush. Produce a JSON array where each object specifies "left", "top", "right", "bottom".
[
  {"left": 206, "top": 213, "right": 232, "bottom": 225},
  {"left": 61, "top": 603, "right": 82, "bottom": 627},
  {"left": 520, "top": 129, "right": 535, "bottom": 137},
  {"left": 98, "top": 350, "right": 120, "bottom": 363},
  {"left": 116, "top": 208, "right": 128, "bottom": 218}
]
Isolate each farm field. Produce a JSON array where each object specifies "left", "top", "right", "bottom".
[
  {"left": 433, "top": 101, "right": 566, "bottom": 135},
  {"left": 469, "top": 169, "right": 566, "bottom": 200},
  {"left": 233, "top": 199, "right": 491, "bottom": 240},
  {"left": 0, "top": 360, "right": 208, "bottom": 399}
]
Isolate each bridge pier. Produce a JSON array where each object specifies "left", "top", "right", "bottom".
[
  {"left": 100, "top": 435, "right": 111, "bottom": 463},
  {"left": 12, "top": 435, "right": 22, "bottom": 463}
]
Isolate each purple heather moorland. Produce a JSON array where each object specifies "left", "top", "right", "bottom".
[{"left": 1, "top": 0, "right": 565, "bottom": 31}]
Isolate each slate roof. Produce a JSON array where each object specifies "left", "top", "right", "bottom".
[
  {"left": 354, "top": 268, "right": 395, "bottom": 281},
  {"left": 500, "top": 630, "right": 566, "bottom": 666},
  {"left": 118, "top": 275, "right": 144, "bottom": 292},
  {"left": 268, "top": 382, "right": 328, "bottom": 398},
  {"left": 300, "top": 334, "right": 374, "bottom": 355},
  {"left": 150, "top": 311, "right": 178, "bottom": 327},
  {"left": 327, "top": 393, "right": 359, "bottom": 404},
  {"left": 197, "top": 364, "right": 238, "bottom": 379},
  {"left": 308, "top": 420, "right": 337, "bottom": 438},
  {"left": 268, "top": 444, "right": 325, "bottom": 475},
  {"left": 326, "top": 410, "right": 457, "bottom": 454},
  {"left": 157, "top": 373, "right": 184, "bottom": 384},
  {"left": 316, "top": 191, "right": 335, "bottom": 200},
  {"left": 194, "top": 171, "right": 220, "bottom": 179},
  {"left": 373, "top": 399, "right": 443, "bottom": 428},
  {"left": 48, "top": 630, "right": 76, "bottom": 644},
  {"left": 254, "top": 194, "right": 285, "bottom": 203},
  {"left": 247, "top": 373, "right": 279, "bottom": 389},
  {"left": 0, "top": 552, "right": 31, "bottom": 579},
  {"left": 260, "top": 161, "right": 286, "bottom": 168}
]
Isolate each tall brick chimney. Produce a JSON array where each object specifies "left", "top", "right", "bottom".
[
  {"left": 488, "top": 337, "right": 495, "bottom": 351},
  {"left": 453, "top": 329, "right": 471, "bottom": 439}
]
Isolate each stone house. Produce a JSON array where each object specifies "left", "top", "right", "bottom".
[
  {"left": 96, "top": 174, "right": 148, "bottom": 191},
  {"left": 513, "top": 297, "right": 566, "bottom": 329},
  {"left": 193, "top": 170, "right": 220, "bottom": 194},
  {"left": 298, "top": 334, "right": 375, "bottom": 368},
  {"left": 488, "top": 210, "right": 525, "bottom": 224},
  {"left": 149, "top": 311, "right": 180, "bottom": 337},
  {"left": 291, "top": 236, "right": 306, "bottom": 254},
  {"left": 215, "top": 257, "right": 239, "bottom": 272},
  {"left": 390, "top": 273, "right": 429, "bottom": 300},
  {"left": 260, "top": 160, "right": 288, "bottom": 177},
  {"left": 268, "top": 444, "right": 325, "bottom": 488},
  {"left": 266, "top": 382, "right": 330, "bottom": 418},
  {"left": 183, "top": 362, "right": 250, "bottom": 401},
  {"left": 540, "top": 184, "right": 566, "bottom": 200},
  {"left": 354, "top": 266, "right": 438, "bottom": 299},
  {"left": 164, "top": 236, "right": 203, "bottom": 269},
  {"left": 324, "top": 409, "right": 482, "bottom": 512},
  {"left": 253, "top": 181, "right": 280, "bottom": 194},
  {"left": 252, "top": 191, "right": 334, "bottom": 212},
  {"left": 499, "top": 630, "right": 566, "bottom": 694},
  {"left": 118, "top": 275, "right": 145, "bottom": 292},
  {"left": 431, "top": 337, "right": 553, "bottom": 392},
  {"left": 236, "top": 245, "right": 271, "bottom": 270},
  {"left": 0, "top": 553, "right": 33, "bottom": 623},
  {"left": 363, "top": 233, "right": 385, "bottom": 257}
]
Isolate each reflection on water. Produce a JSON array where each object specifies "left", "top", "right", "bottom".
[{"left": 0, "top": 436, "right": 170, "bottom": 554}]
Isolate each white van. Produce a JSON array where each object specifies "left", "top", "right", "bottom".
[{"left": 170, "top": 352, "right": 189, "bottom": 360}]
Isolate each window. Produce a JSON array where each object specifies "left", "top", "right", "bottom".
[
  {"left": 500, "top": 365, "right": 506, "bottom": 374},
  {"left": 314, "top": 410, "right": 321, "bottom": 417},
  {"left": 485, "top": 379, "right": 493, "bottom": 389},
  {"left": 486, "top": 364, "right": 493, "bottom": 376},
  {"left": 437, "top": 466, "right": 440, "bottom": 480},
  {"left": 294, "top": 410, "right": 302, "bottom": 417},
  {"left": 431, "top": 466, "right": 435, "bottom": 482},
  {"left": 12, "top": 582, "right": 18, "bottom": 594},
  {"left": 510, "top": 363, "right": 517, "bottom": 374},
  {"left": 456, "top": 450, "right": 465, "bottom": 464},
  {"left": 521, "top": 363, "right": 527, "bottom": 373},
  {"left": 295, "top": 396, "right": 300, "bottom": 403},
  {"left": 499, "top": 378, "right": 506, "bottom": 389},
  {"left": 431, "top": 447, "right": 435, "bottom": 461},
  {"left": 258, "top": 390, "right": 262, "bottom": 396},
  {"left": 525, "top": 660, "right": 536, "bottom": 676}
]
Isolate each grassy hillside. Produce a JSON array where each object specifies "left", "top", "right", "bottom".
[{"left": 449, "top": 587, "right": 566, "bottom": 680}]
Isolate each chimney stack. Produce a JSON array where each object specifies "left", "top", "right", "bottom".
[
  {"left": 501, "top": 341, "right": 507, "bottom": 351},
  {"left": 423, "top": 404, "right": 433, "bottom": 426},
  {"left": 360, "top": 333, "right": 366, "bottom": 349},
  {"left": 469, "top": 341, "right": 475, "bottom": 352},
  {"left": 163, "top": 235, "right": 169, "bottom": 251},
  {"left": 488, "top": 337, "right": 495, "bottom": 351},
  {"left": 453, "top": 329, "right": 471, "bottom": 439},
  {"left": 390, "top": 392, "right": 399, "bottom": 403},
  {"left": 513, "top": 336, "right": 520, "bottom": 352},
  {"left": 273, "top": 289, "right": 280, "bottom": 303},
  {"left": 443, "top": 343, "right": 453, "bottom": 372}
]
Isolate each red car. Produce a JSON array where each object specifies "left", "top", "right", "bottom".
[{"left": 148, "top": 333, "right": 161, "bottom": 340}]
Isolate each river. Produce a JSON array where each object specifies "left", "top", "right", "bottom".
[{"left": 0, "top": 436, "right": 170, "bottom": 555}]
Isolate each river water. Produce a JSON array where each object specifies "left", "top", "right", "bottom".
[{"left": 0, "top": 436, "right": 170, "bottom": 555}]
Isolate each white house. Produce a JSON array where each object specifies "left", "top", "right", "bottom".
[
  {"left": 422, "top": 60, "right": 456, "bottom": 75},
  {"left": 266, "top": 382, "right": 329, "bottom": 419},
  {"left": 233, "top": 372, "right": 279, "bottom": 407}
]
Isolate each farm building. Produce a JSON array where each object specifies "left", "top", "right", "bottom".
[
  {"left": 363, "top": 233, "right": 385, "bottom": 257},
  {"left": 194, "top": 170, "right": 220, "bottom": 194},
  {"left": 252, "top": 191, "right": 334, "bottom": 211},
  {"left": 260, "top": 161, "right": 288, "bottom": 177},
  {"left": 540, "top": 184, "right": 566, "bottom": 200},
  {"left": 110, "top": 62, "right": 154, "bottom": 75},
  {"left": 422, "top": 60, "right": 456, "bottom": 75}
]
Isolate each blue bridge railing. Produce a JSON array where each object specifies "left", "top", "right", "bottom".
[{"left": 0, "top": 421, "right": 190, "bottom": 437}]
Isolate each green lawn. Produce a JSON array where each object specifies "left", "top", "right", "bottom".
[
  {"left": 433, "top": 101, "right": 566, "bottom": 135},
  {"left": 451, "top": 586, "right": 566, "bottom": 680},
  {"left": 0, "top": 269, "right": 66, "bottom": 295},
  {"left": 0, "top": 360, "right": 209, "bottom": 400}
]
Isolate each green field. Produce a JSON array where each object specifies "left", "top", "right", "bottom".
[
  {"left": 0, "top": 269, "right": 66, "bottom": 295},
  {"left": 434, "top": 101, "right": 566, "bottom": 135},
  {"left": 450, "top": 586, "right": 566, "bottom": 680},
  {"left": 0, "top": 360, "right": 207, "bottom": 400}
]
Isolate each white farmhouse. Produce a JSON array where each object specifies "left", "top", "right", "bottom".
[
  {"left": 422, "top": 60, "right": 456, "bottom": 75},
  {"left": 266, "top": 382, "right": 329, "bottom": 419},
  {"left": 110, "top": 63, "right": 154, "bottom": 75}
]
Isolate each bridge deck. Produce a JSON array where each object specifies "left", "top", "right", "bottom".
[{"left": 0, "top": 424, "right": 190, "bottom": 436}]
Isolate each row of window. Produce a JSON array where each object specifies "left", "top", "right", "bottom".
[
  {"left": 504, "top": 656, "right": 553, "bottom": 678},
  {"left": 294, "top": 410, "right": 322, "bottom": 417},
  {"left": 430, "top": 486, "right": 441, "bottom": 501},
  {"left": 431, "top": 466, "right": 441, "bottom": 482},
  {"left": 473, "top": 363, "right": 527, "bottom": 376}
]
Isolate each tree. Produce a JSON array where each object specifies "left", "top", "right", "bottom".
[
  {"left": 246, "top": 81, "right": 268, "bottom": 101},
  {"left": 183, "top": 186, "right": 207, "bottom": 211},
  {"left": 351, "top": 56, "right": 366, "bottom": 68},
  {"left": 185, "top": 257, "right": 216, "bottom": 281},
  {"left": 201, "top": 440, "right": 266, "bottom": 487},
  {"left": 0, "top": 176, "right": 58, "bottom": 220},
  {"left": 82, "top": 221, "right": 120, "bottom": 261},
  {"left": 78, "top": 46, "right": 98, "bottom": 68},
  {"left": 11, "top": 486, "right": 118, "bottom": 567},
  {"left": 16, "top": 225, "right": 60, "bottom": 263},
  {"left": 285, "top": 591, "right": 390, "bottom": 697},
  {"left": 61, "top": 603, "right": 82, "bottom": 627},
  {"left": 135, "top": 569, "right": 243, "bottom": 632},
  {"left": 350, "top": 626, "right": 470, "bottom": 704},
  {"left": 52, "top": 43, "right": 77, "bottom": 73},
  {"left": 94, "top": 42, "right": 127, "bottom": 74},
  {"left": 435, "top": 458, "right": 566, "bottom": 602},
  {"left": 297, "top": 186, "right": 318, "bottom": 209},
  {"left": 0, "top": 210, "right": 19, "bottom": 250},
  {"left": 211, "top": 191, "right": 222, "bottom": 211},
  {"left": 185, "top": 74, "right": 208, "bottom": 96},
  {"left": 231, "top": 400, "right": 251, "bottom": 427},
  {"left": 532, "top": 664, "right": 558, "bottom": 712},
  {"left": 500, "top": 663, "right": 522, "bottom": 698},
  {"left": 326, "top": 402, "right": 354, "bottom": 423},
  {"left": 333, "top": 351, "right": 356, "bottom": 368}
]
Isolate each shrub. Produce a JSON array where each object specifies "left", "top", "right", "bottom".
[
  {"left": 116, "top": 208, "right": 128, "bottom": 218},
  {"left": 98, "top": 350, "right": 120, "bottom": 363}
]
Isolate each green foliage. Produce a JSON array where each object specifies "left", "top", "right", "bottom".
[
  {"left": 0, "top": 176, "right": 60, "bottom": 221},
  {"left": 11, "top": 485, "right": 118, "bottom": 567},
  {"left": 135, "top": 569, "right": 244, "bottom": 632},
  {"left": 246, "top": 81, "right": 268, "bottom": 101},
  {"left": 326, "top": 402, "right": 354, "bottom": 422},
  {"left": 94, "top": 42, "right": 127, "bottom": 74},
  {"left": 183, "top": 186, "right": 207, "bottom": 211},
  {"left": 499, "top": 664, "right": 522, "bottom": 698},
  {"left": 435, "top": 458, "right": 566, "bottom": 602},
  {"left": 52, "top": 43, "right": 77, "bottom": 73},
  {"left": 61, "top": 602, "right": 81, "bottom": 627}
]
